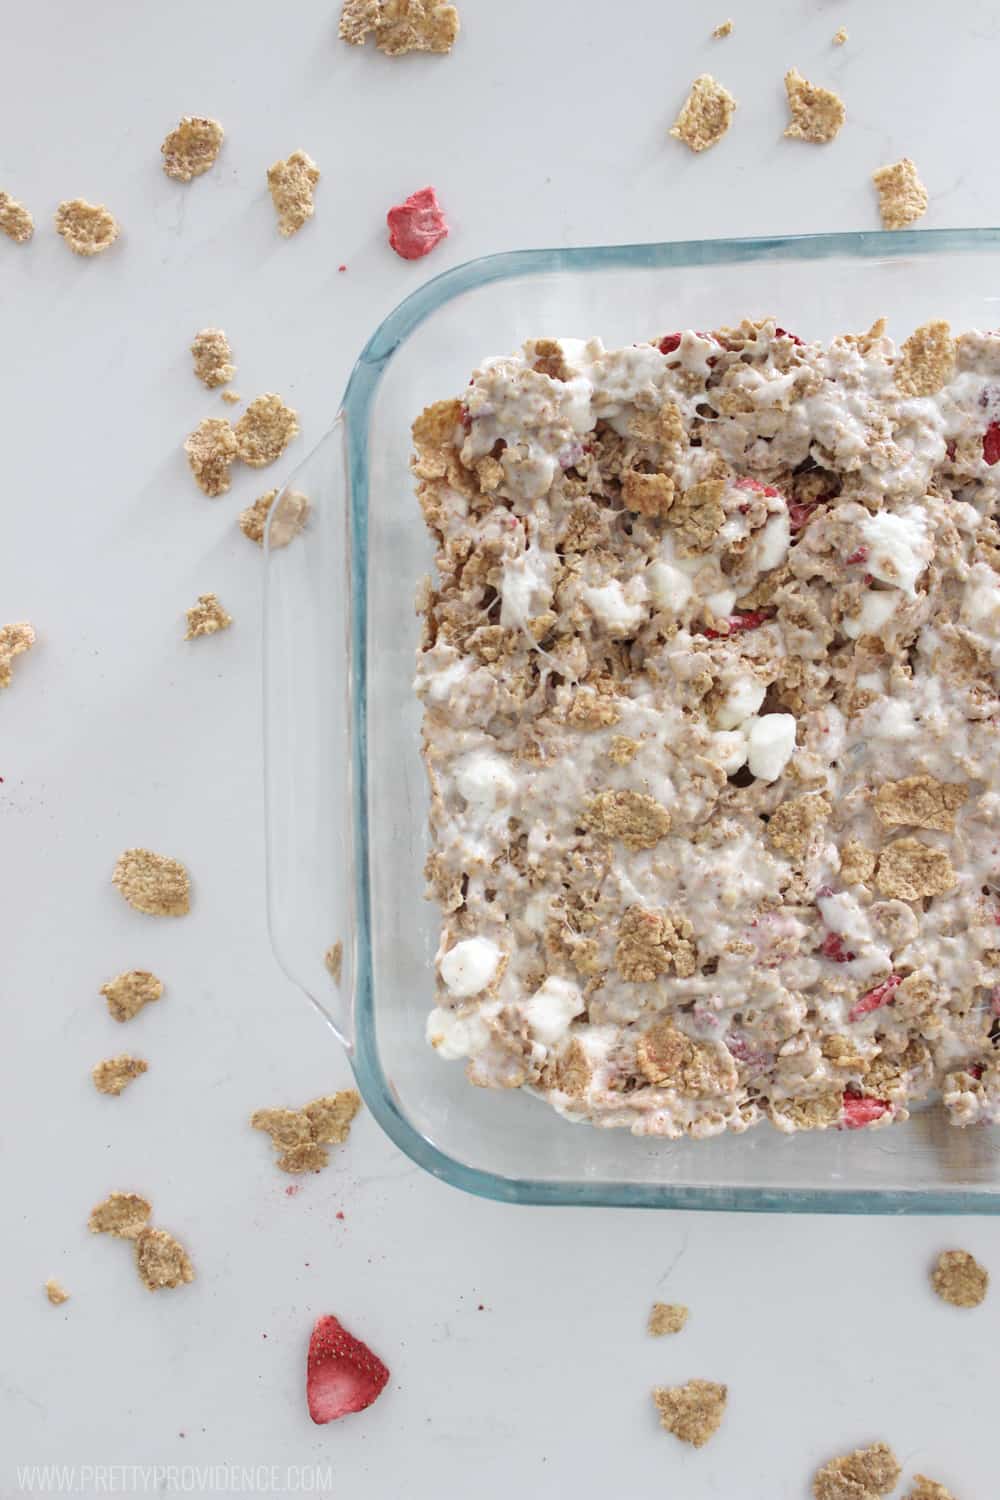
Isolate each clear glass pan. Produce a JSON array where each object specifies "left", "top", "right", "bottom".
[{"left": 265, "top": 228, "right": 1000, "bottom": 1212}]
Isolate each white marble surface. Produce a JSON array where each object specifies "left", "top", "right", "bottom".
[{"left": 4, "top": 1, "right": 999, "bottom": 1495}]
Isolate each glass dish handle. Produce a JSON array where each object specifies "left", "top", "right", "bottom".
[{"left": 263, "top": 415, "right": 356, "bottom": 1051}]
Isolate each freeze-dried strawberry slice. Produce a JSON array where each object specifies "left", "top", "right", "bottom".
[
  {"left": 820, "top": 931, "right": 855, "bottom": 964},
  {"left": 774, "top": 327, "right": 803, "bottom": 345},
  {"left": 387, "top": 186, "right": 449, "bottom": 261},
  {"left": 658, "top": 333, "right": 681, "bottom": 355},
  {"left": 787, "top": 499, "right": 819, "bottom": 532},
  {"left": 840, "top": 1094, "right": 891, "bottom": 1129},
  {"left": 847, "top": 973, "right": 901, "bottom": 1022},
  {"left": 306, "top": 1315, "right": 390, "bottom": 1425},
  {"left": 984, "top": 422, "right": 1000, "bottom": 465},
  {"left": 702, "top": 609, "right": 773, "bottom": 639},
  {"left": 844, "top": 545, "right": 869, "bottom": 565}
]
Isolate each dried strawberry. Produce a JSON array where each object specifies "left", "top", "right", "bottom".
[
  {"left": 984, "top": 422, "right": 1000, "bottom": 466},
  {"left": 840, "top": 1094, "right": 891, "bottom": 1129},
  {"left": 658, "top": 333, "right": 681, "bottom": 355},
  {"left": 774, "top": 327, "right": 804, "bottom": 345},
  {"left": 945, "top": 439, "right": 957, "bottom": 462},
  {"left": 386, "top": 186, "right": 449, "bottom": 262},
  {"left": 820, "top": 931, "right": 855, "bottom": 964},
  {"left": 735, "top": 476, "right": 781, "bottom": 498},
  {"left": 844, "top": 545, "right": 868, "bottom": 565},
  {"left": 787, "top": 499, "right": 818, "bottom": 533},
  {"left": 306, "top": 1315, "right": 390, "bottom": 1425},
  {"left": 847, "top": 972, "right": 901, "bottom": 1022},
  {"left": 969, "top": 1063, "right": 985, "bottom": 1080},
  {"left": 702, "top": 609, "right": 774, "bottom": 639}
]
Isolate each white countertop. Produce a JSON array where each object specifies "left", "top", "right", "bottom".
[{"left": 4, "top": 1, "right": 999, "bottom": 1495}]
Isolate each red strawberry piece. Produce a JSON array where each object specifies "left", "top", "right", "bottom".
[
  {"left": 820, "top": 931, "right": 855, "bottom": 964},
  {"left": 307, "top": 1315, "right": 390, "bottom": 1425},
  {"left": 774, "top": 327, "right": 804, "bottom": 345},
  {"left": 658, "top": 333, "right": 681, "bottom": 355},
  {"left": 847, "top": 972, "right": 901, "bottom": 1023},
  {"left": 984, "top": 422, "right": 1000, "bottom": 465},
  {"left": 703, "top": 609, "right": 774, "bottom": 639},
  {"left": 945, "top": 439, "right": 957, "bottom": 462},
  {"left": 386, "top": 186, "right": 449, "bottom": 261},
  {"left": 844, "top": 545, "right": 868, "bottom": 565},
  {"left": 969, "top": 1063, "right": 985, "bottom": 1080},
  {"left": 840, "top": 1094, "right": 891, "bottom": 1130},
  {"left": 735, "top": 476, "right": 782, "bottom": 498},
  {"left": 786, "top": 499, "right": 818, "bottom": 533}
]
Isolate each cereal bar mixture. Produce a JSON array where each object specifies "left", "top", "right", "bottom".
[{"left": 413, "top": 321, "right": 1000, "bottom": 1138}]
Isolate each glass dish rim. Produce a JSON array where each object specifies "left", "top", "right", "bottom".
[{"left": 342, "top": 228, "right": 1000, "bottom": 1213}]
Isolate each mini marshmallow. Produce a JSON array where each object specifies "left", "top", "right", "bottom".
[{"left": 439, "top": 936, "right": 501, "bottom": 997}]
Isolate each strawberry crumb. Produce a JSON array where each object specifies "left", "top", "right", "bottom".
[
  {"left": 821, "top": 931, "right": 855, "bottom": 963},
  {"left": 774, "top": 327, "right": 803, "bottom": 345},
  {"left": 703, "top": 609, "right": 773, "bottom": 639},
  {"left": 285, "top": 1185, "right": 301, "bottom": 1198},
  {"left": 734, "top": 476, "right": 781, "bottom": 498},
  {"left": 848, "top": 973, "right": 901, "bottom": 1022},
  {"left": 336, "top": 1211, "right": 345, "bottom": 1221},
  {"left": 307, "top": 1315, "right": 390, "bottom": 1424},
  {"left": 338, "top": 264, "right": 347, "bottom": 272},
  {"left": 787, "top": 500, "right": 819, "bottom": 532},
  {"left": 845, "top": 545, "right": 869, "bottom": 564},
  {"left": 984, "top": 423, "right": 1000, "bottom": 465},
  {"left": 841, "top": 1094, "right": 891, "bottom": 1129},
  {"left": 387, "top": 186, "right": 448, "bottom": 261}
]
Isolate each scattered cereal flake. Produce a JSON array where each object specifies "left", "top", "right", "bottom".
[
  {"left": 894, "top": 322, "right": 956, "bottom": 398},
  {"left": 184, "top": 416, "right": 238, "bottom": 497},
  {"left": 931, "top": 1248, "right": 989, "bottom": 1308},
  {"left": 92, "top": 1055, "right": 149, "bottom": 1096},
  {"left": 161, "top": 117, "right": 224, "bottom": 182},
  {"left": 833, "top": 27, "right": 848, "bottom": 45},
  {"left": 875, "top": 838, "right": 957, "bottom": 901},
  {"left": 616, "top": 906, "right": 696, "bottom": 981},
  {"left": 637, "top": 1020, "right": 737, "bottom": 1096},
  {"left": 872, "top": 158, "right": 928, "bottom": 231},
  {"left": 112, "top": 849, "right": 191, "bottom": 917},
  {"left": 251, "top": 1107, "right": 314, "bottom": 1149},
  {"left": 784, "top": 67, "right": 845, "bottom": 144},
  {"left": 0, "top": 191, "right": 33, "bottom": 243},
  {"left": 221, "top": 389, "right": 242, "bottom": 405},
  {"left": 135, "top": 1227, "right": 194, "bottom": 1290},
  {"left": 669, "top": 75, "right": 736, "bottom": 153},
  {"left": 653, "top": 1380, "right": 727, "bottom": 1448},
  {"left": 766, "top": 792, "right": 830, "bottom": 860},
  {"left": 304, "top": 1091, "right": 361, "bottom": 1145},
  {"left": 184, "top": 592, "right": 232, "bottom": 640},
  {"left": 252, "top": 1091, "right": 361, "bottom": 1172},
  {"left": 325, "top": 941, "right": 344, "bottom": 984},
  {"left": 904, "top": 1480, "right": 954, "bottom": 1500},
  {"left": 191, "top": 328, "right": 235, "bottom": 389},
  {"left": 874, "top": 774, "right": 966, "bottom": 832},
  {"left": 648, "top": 1302, "right": 688, "bottom": 1336},
  {"left": 584, "top": 789, "right": 671, "bottom": 851},
  {"left": 45, "top": 1279, "right": 70, "bottom": 1305},
  {"left": 101, "top": 969, "right": 163, "bottom": 1022},
  {"left": 387, "top": 185, "right": 449, "bottom": 260},
  {"left": 712, "top": 19, "right": 732, "bottom": 39},
  {"left": 55, "top": 199, "right": 120, "bottom": 256},
  {"left": 88, "top": 1191, "right": 153, "bottom": 1240},
  {"left": 239, "top": 488, "right": 309, "bottom": 547},
  {"left": 812, "top": 1441, "right": 902, "bottom": 1500},
  {"left": 0, "top": 621, "right": 36, "bottom": 689},
  {"left": 234, "top": 394, "right": 300, "bottom": 467},
  {"left": 339, "top": 0, "right": 459, "bottom": 55},
  {"left": 621, "top": 469, "right": 675, "bottom": 518},
  {"left": 267, "top": 150, "right": 320, "bottom": 237}
]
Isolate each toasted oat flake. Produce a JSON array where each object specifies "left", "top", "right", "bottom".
[
  {"left": 184, "top": 416, "right": 238, "bottom": 497},
  {"left": 812, "top": 1441, "right": 902, "bottom": 1500},
  {"left": 875, "top": 838, "right": 957, "bottom": 901},
  {"left": 584, "top": 789, "right": 671, "bottom": 851},
  {"left": 874, "top": 774, "right": 966, "bottom": 832},
  {"left": 904, "top": 1480, "right": 954, "bottom": 1500},
  {"left": 239, "top": 487, "right": 308, "bottom": 547},
  {"left": 653, "top": 1379, "right": 727, "bottom": 1448},
  {"left": 833, "top": 27, "right": 848, "bottom": 45},
  {"left": 784, "top": 67, "right": 845, "bottom": 144},
  {"left": 185, "top": 592, "right": 232, "bottom": 640},
  {"left": 92, "top": 1055, "right": 148, "bottom": 1096},
  {"left": 894, "top": 323, "right": 956, "bottom": 398},
  {"left": 234, "top": 394, "right": 300, "bottom": 467},
  {"left": 931, "top": 1248, "right": 989, "bottom": 1308},
  {"left": 251, "top": 1090, "right": 361, "bottom": 1174},
  {"left": 873, "top": 158, "right": 928, "bottom": 231},
  {"left": 191, "top": 328, "right": 235, "bottom": 389},
  {"left": 325, "top": 941, "right": 344, "bottom": 984},
  {"left": 0, "top": 621, "right": 36, "bottom": 689},
  {"left": 88, "top": 1192, "right": 152, "bottom": 1240},
  {"left": 648, "top": 1302, "right": 688, "bottom": 1336},
  {"left": 55, "top": 199, "right": 120, "bottom": 256},
  {"left": 135, "top": 1227, "right": 194, "bottom": 1290},
  {"left": 101, "top": 969, "right": 163, "bottom": 1022},
  {"left": 267, "top": 150, "right": 320, "bottom": 237},
  {"left": 161, "top": 117, "right": 224, "bottom": 181},
  {"left": 712, "top": 19, "right": 732, "bottom": 38},
  {"left": 44, "top": 1278, "right": 70, "bottom": 1305},
  {"left": 669, "top": 75, "right": 736, "bottom": 153},
  {"left": 0, "top": 191, "right": 33, "bottom": 243},
  {"left": 339, "top": 0, "right": 459, "bottom": 55},
  {"left": 112, "top": 849, "right": 191, "bottom": 917}
]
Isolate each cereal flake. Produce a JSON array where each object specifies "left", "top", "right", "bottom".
[
  {"left": 712, "top": 20, "right": 733, "bottom": 39},
  {"left": 784, "top": 67, "right": 845, "bottom": 144},
  {"left": 277, "top": 1142, "right": 331, "bottom": 1174},
  {"left": 325, "top": 941, "right": 344, "bottom": 983},
  {"left": 185, "top": 592, "right": 232, "bottom": 640},
  {"left": 895, "top": 320, "right": 957, "bottom": 398},
  {"left": 339, "top": 0, "right": 460, "bottom": 55},
  {"left": 54, "top": 199, "right": 120, "bottom": 256},
  {"left": 669, "top": 75, "right": 736, "bottom": 153},
  {"left": 872, "top": 158, "right": 928, "bottom": 231},
  {"left": 135, "top": 1227, "right": 194, "bottom": 1290},
  {"left": 0, "top": 621, "right": 36, "bottom": 689},
  {"left": 184, "top": 416, "right": 238, "bottom": 497},
  {"left": 0, "top": 192, "right": 33, "bottom": 243},
  {"left": 240, "top": 488, "right": 309, "bottom": 547},
  {"left": 648, "top": 1302, "right": 688, "bottom": 1336},
  {"left": 616, "top": 906, "right": 696, "bottom": 981},
  {"left": 304, "top": 1091, "right": 361, "bottom": 1144},
  {"left": 161, "top": 117, "right": 224, "bottom": 182},
  {"left": 874, "top": 774, "right": 966, "bottom": 832},
  {"left": 221, "top": 390, "right": 242, "bottom": 405},
  {"left": 840, "top": 840, "right": 876, "bottom": 886},
  {"left": 234, "top": 394, "right": 300, "bottom": 467},
  {"left": 812, "top": 1442, "right": 902, "bottom": 1500},
  {"left": 267, "top": 151, "right": 320, "bottom": 237},
  {"left": 875, "top": 838, "right": 957, "bottom": 900},
  {"left": 584, "top": 789, "right": 671, "bottom": 851},
  {"left": 101, "top": 969, "right": 163, "bottom": 1022},
  {"left": 191, "top": 328, "right": 235, "bottom": 389},
  {"left": 621, "top": 469, "right": 675, "bottom": 518},
  {"left": 904, "top": 1480, "right": 955, "bottom": 1500},
  {"left": 92, "top": 1055, "right": 148, "bottom": 1096},
  {"left": 88, "top": 1192, "right": 152, "bottom": 1240},
  {"left": 766, "top": 791, "right": 830, "bottom": 860},
  {"left": 112, "top": 849, "right": 191, "bottom": 917},
  {"left": 669, "top": 478, "right": 726, "bottom": 555},
  {"left": 652, "top": 1380, "right": 727, "bottom": 1448},
  {"left": 45, "top": 1279, "right": 70, "bottom": 1306},
  {"left": 637, "top": 1020, "right": 737, "bottom": 1096},
  {"left": 931, "top": 1248, "right": 989, "bottom": 1308},
  {"left": 251, "top": 1090, "right": 361, "bottom": 1174}
]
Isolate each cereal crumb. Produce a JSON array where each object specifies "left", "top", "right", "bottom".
[
  {"left": 191, "top": 328, "right": 235, "bottom": 389},
  {"left": 239, "top": 488, "right": 309, "bottom": 547},
  {"left": 161, "top": 117, "right": 224, "bottom": 182},
  {"left": 339, "top": 0, "right": 459, "bottom": 55},
  {"left": 88, "top": 1192, "right": 152, "bottom": 1240},
  {"left": 45, "top": 1279, "right": 70, "bottom": 1306},
  {"left": 184, "top": 592, "right": 232, "bottom": 640},
  {"left": 0, "top": 621, "right": 36, "bottom": 689},
  {"left": 874, "top": 773, "right": 965, "bottom": 831},
  {"left": 904, "top": 1480, "right": 954, "bottom": 1500},
  {"left": 669, "top": 75, "right": 736, "bottom": 153},
  {"left": 584, "top": 789, "right": 671, "bottom": 851},
  {"left": 101, "top": 969, "right": 163, "bottom": 1022},
  {"left": 931, "top": 1248, "right": 989, "bottom": 1308},
  {"left": 840, "top": 840, "right": 876, "bottom": 887},
  {"left": 112, "top": 849, "right": 191, "bottom": 917},
  {"left": 872, "top": 158, "right": 928, "bottom": 231},
  {"left": 648, "top": 1302, "right": 688, "bottom": 1336},
  {"left": 894, "top": 323, "right": 956, "bottom": 399},
  {"left": 812, "top": 1442, "right": 902, "bottom": 1500},
  {"left": 267, "top": 151, "right": 320, "bottom": 238},
  {"left": 135, "top": 1227, "right": 194, "bottom": 1290},
  {"left": 784, "top": 67, "right": 846, "bottom": 144},
  {"left": 251, "top": 1090, "right": 361, "bottom": 1174},
  {"left": 92, "top": 1055, "right": 148, "bottom": 1096},
  {"left": 712, "top": 19, "right": 732, "bottom": 38},
  {"left": 221, "top": 390, "right": 242, "bottom": 405},
  {"left": 616, "top": 906, "right": 696, "bottom": 982},
  {"left": 0, "top": 191, "right": 33, "bottom": 243},
  {"left": 55, "top": 199, "right": 120, "bottom": 256},
  {"left": 875, "top": 837, "right": 957, "bottom": 900},
  {"left": 833, "top": 27, "right": 848, "bottom": 45},
  {"left": 325, "top": 941, "right": 344, "bottom": 983},
  {"left": 184, "top": 416, "right": 238, "bottom": 497},
  {"left": 652, "top": 1379, "right": 727, "bottom": 1448},
  {"left": 234, "top": 394, "right": 300, "bottom": 467}
]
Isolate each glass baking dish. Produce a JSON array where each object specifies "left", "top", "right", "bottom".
[{"left": 264, "top": 228, "right": 1000, "bottom": 1213}]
